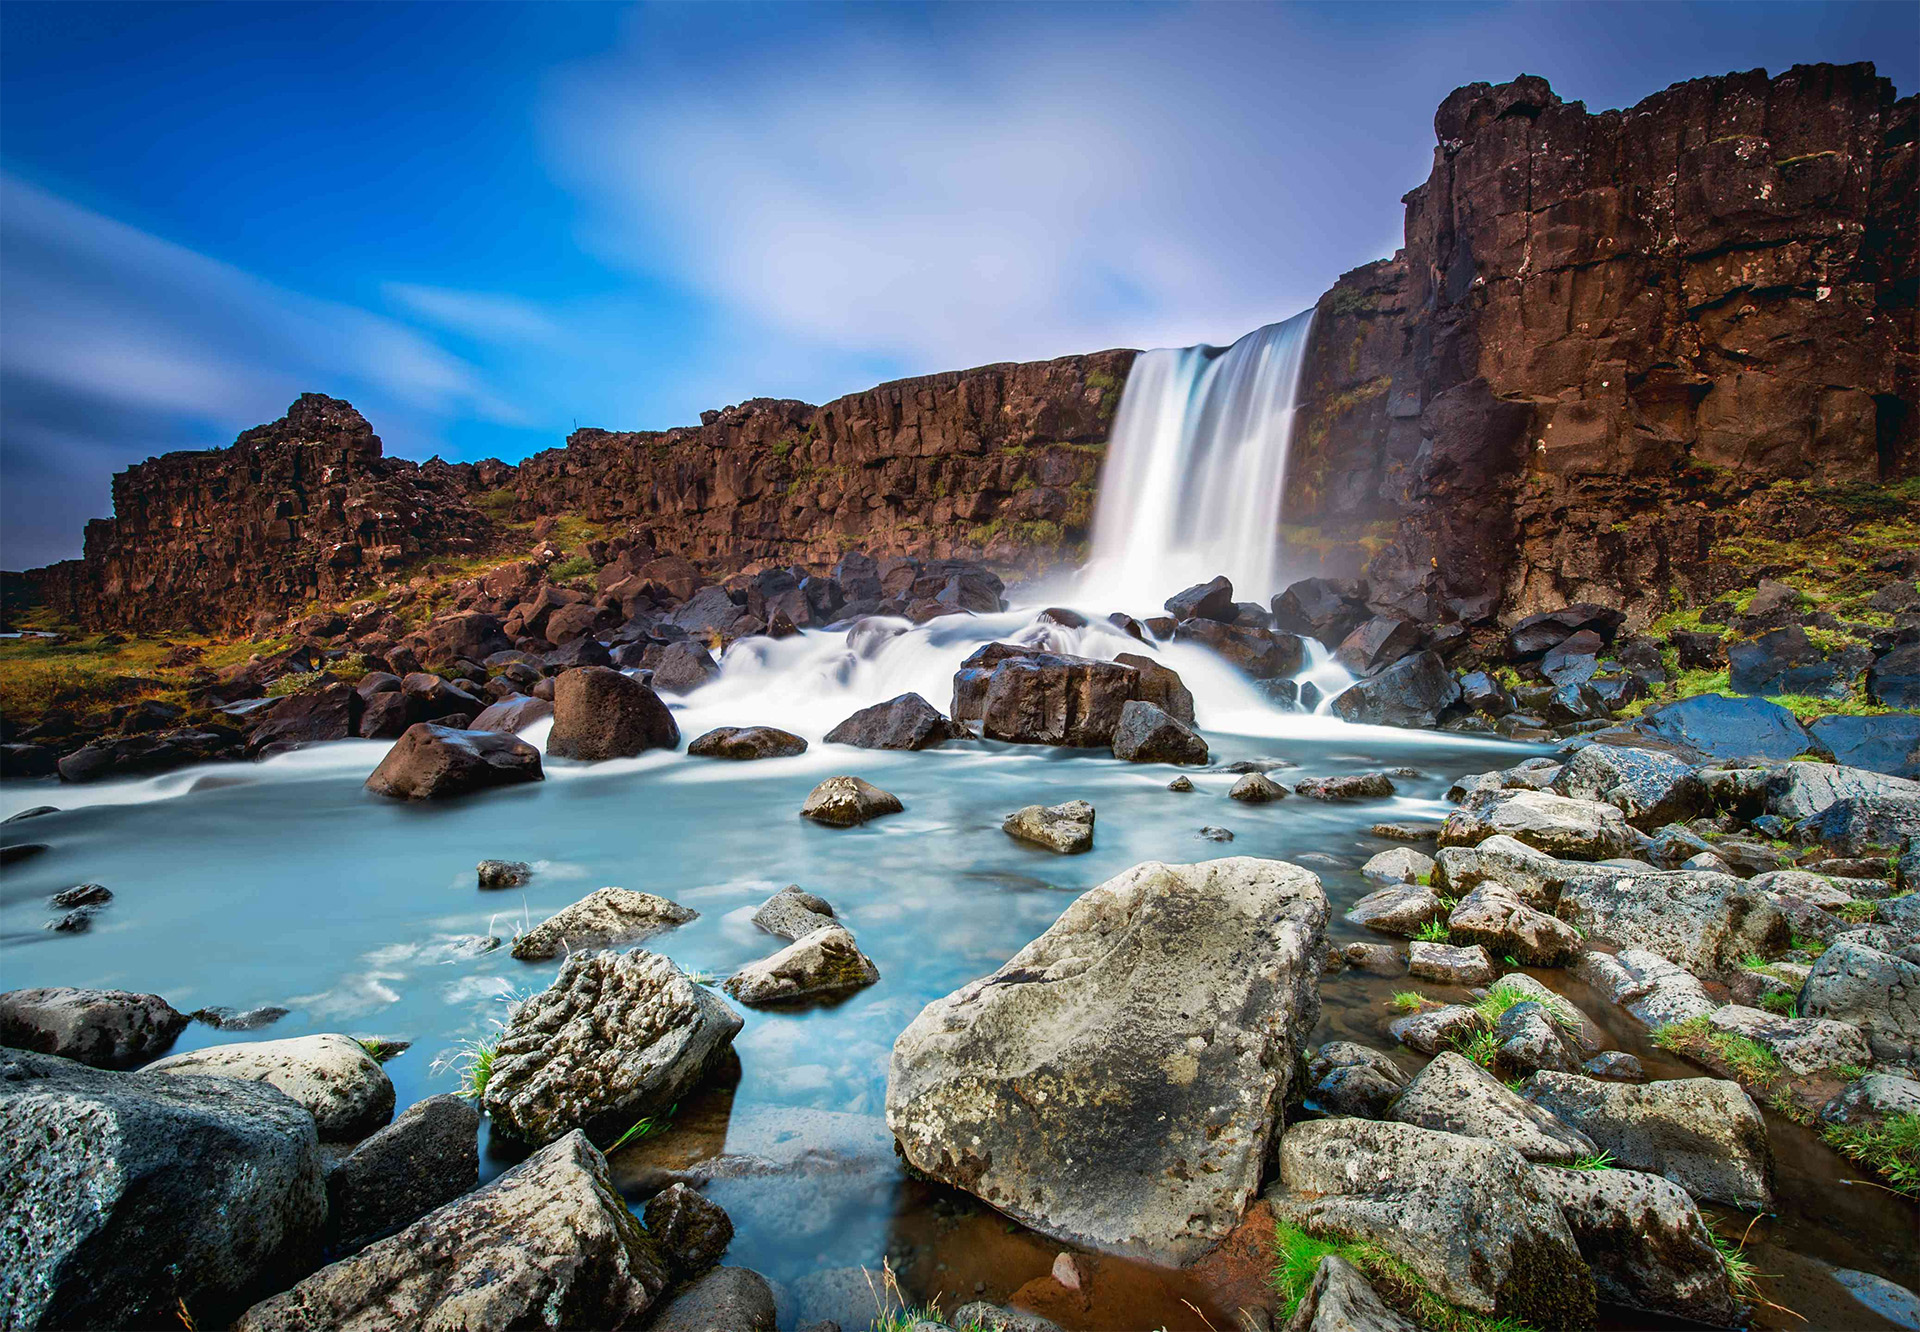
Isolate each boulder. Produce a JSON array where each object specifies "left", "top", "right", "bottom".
[
  {"left": 1388, "top": 1051, "right": 1596, "bottom": 1163},
  {"left": 687, "top": 726, "right": 808, "bottom": 760},
  {"left": 1333, "top": 617, "right": 1424, "bottom": 675},
  {"left": 644, "top": 1267, "right": 776, "bottom": 1332},
  {"left": 1439, "top": 790, "right": 1639, "bottom": 861},
  {"left": 950, "top": 645, "right": 1138, "bottom": 747},
  {"left": 1798, "top": 939, "right": 1920, "bottom": 1065},
  {"left": 0, "top": 1047, "right": 326, "bottom": 1331},
  {"left": 468, "top": 694, "right": 554, "bottom": 735},
  {"left": 235, "top": 1131, "right": 669, "bottom": 1332},
  {"left": 1706, "top": 1004, "right": 1873, "bottom": 1077},
  {"left": 1112, "top": 653, "right": 1195, "bottom": 726},
  {"left": 477, "top": 858, "right": 531, "bottom": 890},
  {"left": 667, "top": 586, "right": 748, "bottom": 638},
  {"left": 1109, "top": 700, "right": 1209, "bottom": 765},
  {"left": 146, "top": 1033, "right": 396, "bottom": 1140},
  {"left": 1758, "top": 759, "right": 1920, "bottom": 823},
  {"left": 1797, "top": 791, "right": 1920, "bottom": 856},
  {"left": 1293, "top": 773, "right": 1395, "bottom": 801},
  {"left": 1407, "top": 940, "right": 1494, "bottom": 986},
  {"left": 547, "top": 667, "right": 679, "bottom": 760},
  {"left": 1361, "top": 847, "right": 1433, "bottom": 885},
  {"left": 0, "top": 987, "right": 188, "bottom": 1069},
  {"left": 364, "top": 723, "right": 543, "bottom": 800},
  {"left": 1818, "top": 1072, "right": 1920, "bottom": 1128},
  {"left": 327, "top": 1094, "right": 480, "bottom": 1254},
  {"left": 1330, "top": 651, "right": 1460, "bottom": 729},
  {"left": 723, "top": 925, "right": 880, "bottom": 1005},
  {"left": 1229, "top": 772, "right": 1288, "bottom": 803},
  {"left": 642, "top": 1182, "right": 735, "bottom": 1280},
  {"left": 1272, "top": 577, "right": 1371, "bottom": 649},
  {"left": 1869, "top": 643, "right": 1920, "bottom": 707},
  {"left": 750, "top": 885, "right": 837, "bottom": 940},
  {"left": 1003, "top": 800, "right": 1096, "bottom": 854},
  {"left": 1531, "top": 1165, "right": 1739, "bottom": 1327},
  {"left": 1637, "top": 694, "right": 1813, "bottom": 761},
  {"left": 424, "top": 611, "right": 513, "bottom": 663},
  {"left": 1446, "top": 882, "right": 1581, "bottom": 966},
  {"left": 1164, "top": 576, "right": 1235, "bottom": 622},
  {"left": 1387, "top": 1004, "right": 1485, "bottom": 1055},
  {"left": 1490, "top": 1001, "right": 1584, "bottom": 1079},
  {"left": 1345, "top": 883, "right": 1445, "bottom": 936},
  {"left": 1303, "top": 1041, "right": 1410, "bottom": 1118},
  {"left": 1573, "top": 948, "right": 1719, "bottom": 1029},
  {"left": 824, "top": 693, "right": 953, "bottom": 750},
  {"left": 482, "top": 951, "right": 743, "bottom": 1146},
  {"left": 886, "top": 857, "right": 1327, "bottom": 1263},
  {"left": 1522, "top": 1072, "right": 1773, "bottom": 1208},
  {"left": 799, "top": 775, "right": 903, "bottom": 827},
  {"left": 1505, "top": 605, "right": 1624, "bottom": 659},
  {"left": 1175, "top": 617, "right": 1306, "bottom": 679},
  {"left": 510, "top": 886, "right": 698, "bottom": 961},
  {"left": 247, "top": 681, "right": 361, "bottom": 756},
  {"left": 1265, "top": 1118, "right": 1594, "bottom": 1330},
  {"left": 1549, "top": 744, "right": 1700, "bottom": 828},
  {"left": 652, "top": 640, "right": 722, "bottom": 694}
]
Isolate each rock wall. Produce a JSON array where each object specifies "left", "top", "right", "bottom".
[
  {"left": 503, "top": 352, "right": 1134, "bottom": 569},
  {"left": 1288, "top": 62, "right": 1917, "bottom": 623},
  {"left": 34, "top": 395, "right": 499, "bottom": 633}
]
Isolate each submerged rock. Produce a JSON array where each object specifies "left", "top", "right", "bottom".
[
  {"left": 886, "top": 856, "right": 1328, "bottom": 1263},
  {"left": 1532, "top": 1165, "right": 1739, "bottom": 1327},
  {"left": 645, "top": 1267, "right": 776, "bottom": 1332},
  {"left": 0, "top": 1047, "right": 327, "bottom": 1331},
  {"left": 235, "top": 1131, "right": 669, "bottom": 1332},
  {"left": 0, "top": 986, "right": 188, "bottom": 1069},
  {"left": 547, "top": 666, "right": 679, "bottom": 760},
  {"left": 483, "top": 950, "right": 743, "bottom": 1146},
  {"left": 476, "top": 858, "right": 531, "bottom": 890},
  {"left": 751, "top": 885, "right": 838, "bottom": 940},
  {"left": 642, "top": 1182, "right": 735, "bottom": 1280},
  {"left": 510, "top": 886, "right": 698, "bottom": 961},
  {"left": 146, "top": 1033, "right": 396, "bottom": 1140},
  {"left": 724, "top": 925, "right": 879, "bottom": 1006},
  {"left": 799, "top": 775, "right": 903, "bottom": 827},
  {"left": 1109, "top": 699, "right": 1209, "bottom": 765},
  {"left": 687, "top": 726, "right": 809, "bottom": 760},
  {"left": 364, "top": 723, "right": 543, "bottom": 800},
  {"left": 824, "top": 692, "right": 954, "bottom": 750},
  {"left": 1003, "top": 800, "right": 1096, "bottom": 853}
]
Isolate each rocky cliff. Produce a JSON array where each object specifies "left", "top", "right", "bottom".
[{"left": 1288, "top": 62, "right": 1917, "bottom": 622}]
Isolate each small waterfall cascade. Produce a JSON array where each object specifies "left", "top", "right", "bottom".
[{"left": 1077, "top": 309, "right": 1315, "bottom": 611}]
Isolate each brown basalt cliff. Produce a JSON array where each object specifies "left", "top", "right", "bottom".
[{"left": 1288, "top": 62, "right": 1917, "bottom": 622}]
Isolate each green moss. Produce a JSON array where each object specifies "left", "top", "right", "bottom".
[{"left": 1766, "top": 693, "right": 1894, "bottom": 721}]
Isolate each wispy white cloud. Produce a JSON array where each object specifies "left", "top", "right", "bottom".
[{"left": 385, "top": 283, "right": 563, "bottom": 346}]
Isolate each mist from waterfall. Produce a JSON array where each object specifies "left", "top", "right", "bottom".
[{"left": 1078, "top": 310, "right": 1315, "bottom": 611}]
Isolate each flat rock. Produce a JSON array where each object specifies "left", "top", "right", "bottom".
[
  {"left": 750, "top": 885, "right": 838, "bottom": 940},
  {"left": 511, "top": 886, "right": 697, "bottom": 961},
  {"left": 1532, "top": 1165, "right": 1739, "bottom": 1327},
  {"left": 886, "top": 857, "right": 1327, "bottom": 1264},
  {"left": 1709, "top": 1003, "right": 1873, "bottom": 1077},
  {"left": 1637, "top": 694, "right": 1813, "bottom": 761},
  {"left": 482, "top": 950, "right": 743, "bottom": 1146},
  {"left": 1346, "top": 883, "right": 1445, "bottom": 936},
  {"left": 1370, "top": 820, "right": 1443, "bottom": 841},
  {"left": 0, "top": 986, "right": 188, "bottom": 1069},
  {"left": 1571, "top": 948, "right": 1719, "bottom": 1029},
  {"left": 722, "top": 925, "right": 879, "bottom": 1005},
  {"left": 1293, "top": 773, "right": 1395, "bottom": 800},
  {"left": 1407, "top": 940, "right": 1494, "bottom": 985},
  {"left": 824, "top": 693, "right": 953, "bottom": 750},
  {"left": 1440, "top": 790, "right": 1639, "bottom": 861},
  {"left": 1388, "top": 1051, "right": 1596, "bottom": 1163},
  {"left": 235, "top": 1131, "right": 669, "bottom": 1332},
  {"left": 1109, "top": 699, "right": 1208, "bottom": 765},
  {"left": 686, "top": 726, "right": 808, "bottom": 760},
  {"left": 327, "top": 1094, "right": 479, "bottom": 1254},
  {"left": 365, "top": 723, "right": 543, "bottom": 800},
  {"left": 1522, "top": 1072, "right": 1773, "bottom": 1209},
  {"left": 1446, "top": 882, "right": 1581, "bottom": 966},
  {"left": 147, "top": 1033, "right": 395, "bottom": 1140},
  {"left": 800, "top": 775, "right": 903, "bottom": 827},
  {"left": 1003, "top": 800, "right": 1095, "bottom": 853}
]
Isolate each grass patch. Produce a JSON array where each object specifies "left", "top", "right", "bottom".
[
  {"left": 354, "top": 1037, "right": 405, "bottom": 1062},
  {"left": 606, "top": 1103, "right": 677, "bottom": 1153},
  {"left": 1790, "top": 933, "right": 1828, "bottom": 958},
  {"left": 1708, "top": 1223, "right": 1764, "bottom": 1305},
  {"left": 1472, "top": 979, "right": 1578, "bottom": 1032},
  {"left": 1414, "top": 919, "right": 1451, "bottom": 943},
  {"left": 1390, "top": 990, "right": 1431, "bottom": 1012},
  {"left": 546, "top": 554, "right": 596, "bottom": 582},
  {"left": 1273, "top": 1222, "right": 1538, "bottom": 1332},
  {"left": 1822, "top": 1113, "right": 1920, "bottom": 1196},
  {"left": 1568, "top": 1149, "right": 1617, "bottom": 1171},
  {"left": 1454, "top": 1026, "right": 1503, "bottom": 1069},
  {"left": 1759, "top": 992, "right": 1798, "bottom": 1017},
  {"left": 1766, "top": 693, "right": 1893, "bottom": 722}
]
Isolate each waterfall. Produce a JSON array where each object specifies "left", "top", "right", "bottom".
[{"left": 1078, "top": 309, "right": 1315, "bottom": 611}]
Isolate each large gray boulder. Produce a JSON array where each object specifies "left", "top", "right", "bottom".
[
  {"left": 0, "top": 987, "right": 187, "bottom": 1069},
  {"left": 1440, "top": 790, "right": 1639, "bottom": 861},
  {"left": 1708, "top": 1004, "right": 1873, "bottom": 1077},
  {"left": 0, "top": 1048, "right": 326, "bottom": 1331},
  {"left": 1330, "top": 651, "right": 1461, "bottom": 729},
  {"left": 1532, "top": 1165, "right": 1739, "bottom": 1327},
  {"left": 824, "top": 692, "right": 953, "bottom": 750},
  {"left": 949, "top": 644, "right": 1140, "bottom": 746},
  {"left": 364, "top": 723, "right": 543, "bottom": 800},
  {"left": 1796, "top": 791, "right": 1920, "bottom": 856},
  {"left": 1446, "top": 882, "right": 1581, "bottom": 966},
  {"left": 1387, "top": 1051, "right": 1596, "bottom": 1163},
  {"left": 1798, "top": 939, "right": 1920, "bottom": 1064},
  {"left": 1523, "top": 1072, "right": 1773, "bottom": 1208},
  {"left": 722, "top": 925, "right": 879, "bottom": 1005},
  {"left": 146, "top": 1033, "right": 395, "bottom": 1140},
  {"left": 482, "top": 951, "right": 743, "bottom": 1146},
  {"left": 886, "top": 857, "right": 1328, "bottom": 1263},
  {"left": 547, "top": 667, "right": 679, "bottom": 760},
  {"left": 1758, "top": 760, "right": 1920, "bottom": 823},
  {"left": 509, "top": 886, "right": 697, "bottom": 961},
  {"left": 1550, "top": 744, "right": 1700, "bottom": 828},
  {"left": 1265, "top": 1118, "right": 1594, "bottom": 1330},
  {"left": 327, "top": 1094, "right": 479, "bottom": 1255},
  {"left": 235, "top": 1131, "right": 670, "bottom": 1331}
]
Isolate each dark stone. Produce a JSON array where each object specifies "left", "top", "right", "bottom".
[
  {"left": 400, "top": 672, "right": 484, "bottom": 722},
  {"left": 190, "top": 1006, "right": 290, "bottom": 1031},
  {"left": 687, "top": 727, "right": 809, "bottom": 760},
  {"left": 642, "top": 1181, "right": 735, "bottom": 1280},
  {"left": 1806, "top": 715, "right": 1920, "bottom": 779},
  {"left": 0, "top": 987, "right": 189, "bottom": 1068},
  {"left": 1163, "top": 576, "right": 1235, "bottom": 622},
  {"left": 543, "top": 637, "right": 614, "bottom": 671},
  {"left": 824, "top": 693, "right": 954, "bottom": 750},
  {"left": 651, "top": 641, "right": 721, "bottom": 695},
  {"left": 950, "top": 645, "right": 1139, "bottom": 747},
  {"left": 327, "top": 1094, "right": 480, "bottom": 1255},
  {"left": 469, "top": 694, "right": 555, "bottom": 735},
  {"left": 1, "top": 744, "right": 58, "bottom": 778},
  {"left": 1670, "top": 631, "right": 1727, "bottom": 671},
  {"left": 1869, "top": 643, "right": 1920, "bottom": 707},
  {"left": 1110, "top": 700, "right": 1209, "bottom": 765},
  {"left": 1331, "top": 651, "right": 1461, "bottom": 729},
  {"left": 365, "top": 723, "right": 544, "bottom": 800},
  {"left": 1173, "top": 618, "right": 1308, "bottom": 679},
  {"left": 357, "top": 691, "right": 411, "bottom": 739},
  {"left": 1507, "top": 606, "right": 1626, "bottom": 659},
  {"left": 547, "top": 667, "right": 679, "bottom": 760},
  {"left": 1729, "top": 625, "right": 1869, "bottom": 699},
  {"left": 246, "top": 682, "right": 361, "bottom": 756},
  {"left": 1272, "top": 577, "right": 1371, "bottom": 649},
  {"left": 1636, "top": 695, "right": 1814, "bottom": 761},
  {"left": 1460, "top": 671, "right": 1514, "bottom": 717},
  {"left": 1541, "top": 630, "right": 1605, "bottom": 686},
  {"left": 1335, "top": 616, "right": 1425, "bottom": 674},
  {"left": 49, "top": 883, "right": 111, "bottom": 909},
  {"left": 1111, "top": 652, "right": 1195, "bottom": 725}
]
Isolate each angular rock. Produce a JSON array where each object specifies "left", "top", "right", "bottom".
[
  {"left": 1522, "top": 1072, "right": 1773, "bottom": 1208},
  {"left": 482, "top": 951, "right": 743, "bottom": 1146},
  {"left": 1407, "top": 940, "right": 1494, "bottom": 986},
  {"left": 235, "top": 1131, "right": 668, "bottom": 1332},
  {"left": 751, "top": 885, "right": 838, "bottom": 940},
  {"left": 1491, "top": 1001, "right": 1583, "bottom": 1079},
  {"left": 146, "top": 1033, "right": 396, "bottom": 1140},
  {"left": 1573, "top": 948, "right": 1719, "bottom": 1029},
  {"left": 1112, "top": 652, "right": 1196, "bottom": 726},
  {"left": 1345, "top": 882, "right": 1445, "bottom": 936},
  {"left": 1550, "top": 744, "right": 1700, "bottom": 828},
  {"left": 1388, "top": 1051, "right": 1596, "bottom": 1163},
  {"left": 1807, "top": 714, "right": 1920, "bottom": 780},
  {"left": 1819, "top": 1072, "right": 1920, "bottom": 1128},
  {"left": 1440, "top": 790, "right": 1639, "bottom": 861},
  {"left": 1532, "top": 1165, "right": 1739, "bottom": 1327},
  {"left": 510, "top": 886, "right": 698, "bottom": 961},
  {"left": 1361, "top": 847, "right": 1433, "bottom": 885},
  {"left": 327, "top": 1094, "right": 480, "bottom": 1254},
  {"left": 1229, "top": 772, "right": 1288, "bottom": 803},
  {"left": 1707, "top": 1004, "right": 1873, "bottom": 1077},
  {"left": 0, "top": 1047, "right": 326, "bottom": 1331},
  {"left": 1330, "top": 651, "right": 1461, "bottom": 729},
  {"left": 1109, "top": 699, "right": 1208, "bottom": 765},
  {"left": 1003, "top": 800, "right": 1095, "bottom": 854},
  {"left": 1294, "top": 772, "right": 1395, "bottom": 801},
  {"left": 1335, "top": 616, "right": 1425, "bottom": 675},
  {"left": 0, "top": 987, "right": 188, "bottom": 1069},
  {"left": 468, "top": 694, "right": 554, "bottom": 735},
  {"left": 1164, "top": 576, "right": 1234, "bottom": 622},
  {"left": 824, "top": 693, "right": 953, "bottom": 750},
  {"left": 1304, "top": 1041, "right": 1410, "bottom": 1118},
  {"left": 1637, "top": 694, "right": 1813, "bottom": 761},
  {"left": 1266, "top": 1118, "right": 1594, "bottom": 1330},
  {"left": 886, "top": 857, "right": 1327, "bottom": 1263},
  {"left": 477, "top": 859, "right": 532, "bottom": 890},
  {"left": 547, "top": 666, "right": 679, "bottom": 760},
  {"left": 651, "top": 641, "right": 722, "bottom": 695},
  {"left": 1798, "top": 939, "right": 1920, "bottom": 1064},
  {"left": 1583, "top": 1051, "right": 1644, "bottom": 1081},
  {"left": 642, "top": 1182, "right": 734, "bottom": 1280},
  {"left": 951, "top": 645, "right": 1139, "bottom": 747},
  {"left": 1798, "top": 791, "right": 1920, "bottom": 856},
  {"left": 364, "top": 723, "right": 543, "bottom": 800},
  {"left": 799, "top": 775, "right": 903, "bottom": 827},
  {"left": 723, "top": 925, "right": 879, "bottom": 1005},
  {"left": 1388, "top": 1004, "right": 1485, "bottom": 1054},
  {"left": 1176, "top": 617, "right": 1307, "bottom": 679},
  {"left": 687, "top": 726, "right": 808, "bottom": 760},
  {"left": 1446, "top": 882, "right": 1581, "bottom": 966}
]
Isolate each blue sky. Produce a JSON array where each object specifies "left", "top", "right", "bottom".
[{"left": 3, "top": 1, "right": 1914, "bottom": 567}]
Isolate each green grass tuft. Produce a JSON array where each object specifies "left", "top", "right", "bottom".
[
  {"left": 1414, "top": 919, "right": 1451, "bottom": 943},
  {"left": 1273, "top": 1222, "right": 1540, "bottom": 1332},
  {"left": 1822, "top": 1113, "right": 1920, "bottom": 1197},
  {"left": 1472, "top": 979, "right": 1579, "bottom": 1032},
  {"left": 1568, "top": 1150, "right": 1617, "bottom": 1171},
  {"left": 1759, "top": 991, "right": 1798, "bottom": 1017},
  {"left": 606, "top": 1103, "right": 677, "bottom": 1153},
  {"left": 1390, "top": 990, "right": 1431, "bottom": 1012}
]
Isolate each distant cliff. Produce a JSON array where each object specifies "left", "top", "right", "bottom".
[{"left": 1289, "top": 62, "right": 1917, "bottom": 621}]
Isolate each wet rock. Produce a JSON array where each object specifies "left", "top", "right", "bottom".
[
  {"left": 1370, "top": 820, "right": 1443, "bottom": 841},
  {"left": 0, "top": 1048, "right": 327, "bottom": 1331},
  {"left": 1818, "top": 1072, "right": 1920, "bottom": 1128},
  {"left": 510, "top": 886, "right": 698, "bottom": 961},
  {"left": 1173, "top": 617, "right": 1307, "bottom": 681},
  {"left": 1112, "top": 652, "right": 1196, "bottom": 726},
  {"left": 1294, "top": 772, "right": 1395, "bottom": 801},
  {"left": 1797, "top": 791, "right": 1920, "bottom": 857},
  {"left": 887, "top": 856, "right": 1328, "bottom": 1263},
  {"left": 1707, "top": 1004, "right": 1872, "bottom": 1077},
  {"left": 1522, "top": 1072, "right": 1773, "bottom": 1209},
  {"left": 1164, "top": 576, "right": 1235, "bottom": 622},
  {"left": 1446, "top": 882, "right": 1581, "bottom": 966},
  {"left": 1003, "top": 800, "right": 1095, "bottom": 854},
  {"left": 1167, "top": 775, "right": 1194, "bottom": 792},
  {"left": 364, "top": 723, "right": 543, "bottom": 800},
  {"left": 46, "top": 906, "right": 96, "bottom": 933},
  {"left": 645, "top": 1266, "right": 777, "bottom": 1332},
  {"left": 1440, "top": 790, "right": 1639, "bottom": 861},
  {"left": 800, "top": 775, "right": 903, "bottom": 827},
  {"left": 1304, "top": 1040, "right": 1410, "bottom": 1118},
  {"left": 1798, "top": 939, "right": 1920, "bottom": 1065},
  {"left": 1637, "top": 694, "right": 1813, "bottom": 761},
  {"left": 1229, "top": 772, "right": 1288, "bottom": 803},
  {"left": 1361, "top": 847, "right": 1433, "bottom": 885},
  {"left": 1803, "top": 716, "right": 1920, "bottom": 781},
  {"left": 1265, "top": 1118, "right": 1594, "bottom": 1330},
  {"left": 246, "top": 681, "right": 362, "bottom": 756},
  {"left": 1198, "top": 825, "right": 1234, "bottom": 841},
  {"left": 1532, "top": 1165, "right": 1739, "bottom": 1327},
  {"left": 547, "top": 666, "right": 679, "bottom": 760},
  {"left": 752, "top": 885, "right": 838, "bottom": 940},
  {"left": 0, "top": 986, "right": 188, "bottom": 1069},
  {"left": 1282, "top": 1255, "right": 1420, "bottom": 1332},
  {"left": 1491, "top": 1001, "right": 1583, "bottom": 1079},
  {"left": 1583, "top": 1051, "right": 1643, "bottom": 1080},
  {"left": 483, "top": 951, "right": 743, "bottom": 1146},
  {"left": 235, "top": 1131, "right": 668, "bottom": 1332},
  {"left": 723, "top": 925, "right": 880, "bottom": 1005},
  {"left": 951, "top": 645, "right": 1140, "bottom": 746},
  {"left": 1334, "top": 616, "right": 1425, "bottom": 675},
  {"left": 1330, "top": 651, "right": 1461, "bottom": 729},
  {"left": 1271, "top": 577, "right": 1371, "bottom": 650},
  {"left": 1342, "top": 942, "right": 1406, "bottom": 976},
  {"left": 1549, "top": 744, "right": 1700, "bottom": 828},
  {"left": 687, "top": 726, "right": 808, "bottom": 760},
  {"left": 477, "top": 858, "right": 532, "bottom": 890},
  {"left": 425, "top": 611, "right": 514, "bottom": 665},
  {"left": 147, "top": 1033, "right": 395, "bottom": 1140},
  {"left": 824, "top": 693, "right": 953, "bottom": 750},
  {"left": 1407, "top": 940, "right": 1494, "bottom": 985},
  {"left": 1388, "top": 1051, "right": 1595, "bottom": 1163},
  {"left": 191, "top": 1005, "right": 291, "bottom": 1031},
  {"left": 642, "top": 1181, "right": 734, "bottom": 1280},
  {"left": 327, "top": 1094, "right": 479, "bottom": 1254},
  {"left": 357, "top": 691, "right": 412, "bottom": 738},
  {"left": 1109, "top": 699, "right": 1208, "bottom": 765},
  {"left": 1345, "top": 882, "right": 1445, "bottom": 936},
  {"left": 1573, "top": 948, "right": 1719, "bottom": 1029},
  {"left": 1388, "top": 1004, "right": 1485, "bottom": 1054},
  {"left": 468, "top": 694, "right": 553, "bottom": 735}
]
